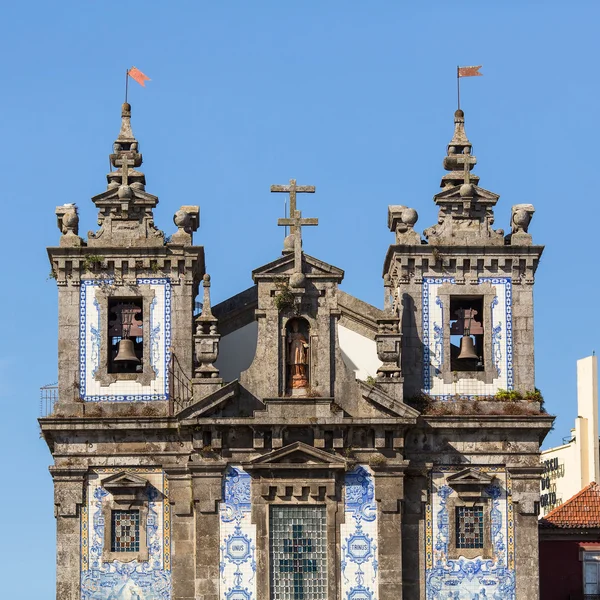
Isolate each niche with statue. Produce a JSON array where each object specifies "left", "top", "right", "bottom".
[{"left": 285, "top": 317, "right": 310, "bottom": 393}]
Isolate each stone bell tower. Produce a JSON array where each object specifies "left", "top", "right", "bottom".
[
  {"left": 385, "top": 109, "right": 553, "bottom": 599},
  {"left": 44, "top": 102, "right": 205, "bottom": 600},
  {"left": 385, "top": 108, "right": 542, "bottom": 399}
]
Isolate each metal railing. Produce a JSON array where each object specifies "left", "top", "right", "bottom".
[
  {"left": 40, "top": 383, "right": 58, "bottom": 417},
  {"left": 169, "top": 354, "right": 193, "bottom": 413}
]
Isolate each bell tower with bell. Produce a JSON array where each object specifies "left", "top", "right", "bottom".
[
  {"left": 385, "top": 109, "right": 552, "bottom": 599},
  {"left": 47, "top": 101, "right": 205, "bottom": 407},
  {"left": 384, "top": 108, "right": 543, "bottom": 399}
]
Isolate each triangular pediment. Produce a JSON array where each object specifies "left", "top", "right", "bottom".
[
  {"left": 446, "top": 468, "right": 495, "bottom": 487},
  {"left": 434, "top": 185, "right": 500, "bottom": 204},
  {"left": 91, "top": 186, "right": 159, "bottom": 205},
  {"left": 102, "top": 472, "right": 149, "bottom": 490},
  {"left": 358, "top": 381, "right": 420, "bottom": 420},
  {"left": 252, "top": 253, "right": 344, "bottom": 283},
  {"left": 246, "top": 442, "right": 346, "bottom": 470}
]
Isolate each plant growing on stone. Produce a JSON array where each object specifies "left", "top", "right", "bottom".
[
  {"left": 369, "top": 454, "right": 387, "bottom": 467},
  {"left": 82, "top": 255, "right": 105, "bottom": 272},
  {"left": 273, "top": 279, "right": 295, "bottom": 311}
]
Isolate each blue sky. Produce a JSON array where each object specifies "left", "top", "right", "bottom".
[{"left": 1, "top": 0, "right": 598, "bottom": 595}]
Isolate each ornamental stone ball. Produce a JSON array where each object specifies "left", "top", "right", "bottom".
[
  {"left": 289, "top": 272, "right": 306, "bottom": 288},
  {"left": 118, "top": 185, "right": 132, "bottom": 199},
  {"left": 460, "top": 183, "right": 475, "bottom": 197},
  {"left": 174, "top": 209, "right": 192, "bottom": 231},
  {"left": 283, "top": 234, "right": 295, "bottom": 251},
  {"left": 511, "top": 204, "right": 535, "bottom": 233},
  {"left": 403, "top": 207, "right": 418, "bottom": 227},
  {"left": 62, "top": 208, "right": 79, "bottom": 234}
]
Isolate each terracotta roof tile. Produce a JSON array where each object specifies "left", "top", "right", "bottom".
[{"left": 540, "top": 482, "right": 600, "bottom": 529}]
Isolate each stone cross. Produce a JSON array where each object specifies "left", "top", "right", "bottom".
[
  {"left": 278, "top": 210, "right": 318, "bottom": 274},
  {"left": 463, "top": 148, "right": 471, "bottom": 186},
  {"left": 119, "top": 155, "right": 130, "bottom": 187},
  {"left": 270, "top": 179, "right": 315, "bottom": 234}
]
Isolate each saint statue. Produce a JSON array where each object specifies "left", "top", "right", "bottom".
[{"left": 287, "top": 320, "right": 309, "bottom": 389}]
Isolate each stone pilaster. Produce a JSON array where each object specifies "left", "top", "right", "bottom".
[
  {"left": 193, "top": 468, "right": 224, "bottom": 600},
  {"left": 51, "top": 467, "right": 86, "bottom": 600},
  {"left": 167, "top": 468, "right": 196, "bottom": 600},
  {"left": 375, "top": 469, "right": 405, "bottom": 600}
]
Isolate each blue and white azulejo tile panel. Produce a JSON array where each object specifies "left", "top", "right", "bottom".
[
  {"left": 425, "top": 468, "right": 515, "bottom": 600},
  {"left": 220, "top": 466, "right": 256, "bottom": 600},
  {"left": 81, "top": 469, "right": 171, "bottom": 600},
  {"left": 79, "top": 278, "right": 172, "bottom": 401},
  {"left": 422, "top": 277, "right": 513, "bottom": 398},
  {"left": 342, "top": 466, "right": 379, "bottom": 600}
]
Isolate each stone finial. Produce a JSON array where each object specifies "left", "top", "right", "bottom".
[
  {"left": 194, "top": 274, "right": 221, "bottom": 379},
  {"left": 509, "top": 204, "right": 535, "bottom": 246},
  {"left": 88, "top": 102, "right": 164, "bottom": 247},
  {"left": 55, "top": 204, "right": 83, "bottom": 247},
  {"left": 424, "top": 110, "right": 504, "bottom": 246},
  {"left": 375, "top": 316, "right": 403, "bottom": 400},
  {"left": 441, "top": 109, "right": 479, "bottom": 190},
  {"left": 170, "top": 206, "right": 200, "bottom": 246},
  {"left": 107, "top": 103, "right": 145, "bottom": 191},
  {"left": 388, "top": 205, "right": 420, "bottom": 244}
]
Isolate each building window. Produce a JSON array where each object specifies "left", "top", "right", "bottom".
[
  {"left": 270, "top": 505, "right": 327, "bottom": 600},
  {"left": 450, "top": 296, "right": 484, "bottom": 372},
  {"left": 455, "top": 506, "right": 484, "bottom": 549},
  {"left": 583, "top": 551, "right": 600, "bottom": 596},
  {"left": 108, "top": 299, "right": 143, "bottom": 373},
  {"left": 111, "top": 510, "right": 140, "bottom": 553}
]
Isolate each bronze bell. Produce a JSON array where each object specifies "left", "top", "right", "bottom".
[
  {"left": 114, "top": 338, "right": 140, "bottom": 363},
  {"left": 457, "top": 335, "right": 478, "bottom": 360}
]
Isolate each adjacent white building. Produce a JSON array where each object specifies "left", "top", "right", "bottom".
[{"left": 540, "top": 355, "right": 599, "bottom": 516}]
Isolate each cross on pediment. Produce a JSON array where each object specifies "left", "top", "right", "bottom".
[
  {"left": 271, "top": 179, "right": 315, "bottom": 235},
  {"left": 278, "top": 210, "right": 318, "bottom": 274}
]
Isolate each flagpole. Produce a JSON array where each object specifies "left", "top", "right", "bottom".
[
  {"left": 457, "top": 65, "right": 460, "bottom": 110},
  {"left": 125, "top": 69, "right": 129, "bottom": 103}
]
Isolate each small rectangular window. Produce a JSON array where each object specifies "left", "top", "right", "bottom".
[
  {"left": 455, "top": 506, "right": 484, "bottom": 549},
  {"left": 111, "top": 510, "right": 140, "bottom": 552}
]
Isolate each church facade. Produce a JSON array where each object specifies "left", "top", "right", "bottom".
[{"left": 41, "top": 102, "right": 553, "bottom": 600}]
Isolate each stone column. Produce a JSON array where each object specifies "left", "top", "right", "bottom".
[
  {"left": 192, "top": 468, "right": 224, "bottom": 600},
  {"left": 51, "top": 467, "right": 86, "bottom": 600},
  {"left": 375, "top": 468, "right": 405, "bottom": 600}
]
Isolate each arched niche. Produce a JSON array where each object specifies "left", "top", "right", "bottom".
[{"left": 285, "top": 317, "right": 311, "bottom": 393}]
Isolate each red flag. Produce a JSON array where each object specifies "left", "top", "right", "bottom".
[
  {"left": 128, "top": 67, "right": 151, "bottom": 87},
  {"left": 458, "top": 65, "right": 483, "bottom": 78}
]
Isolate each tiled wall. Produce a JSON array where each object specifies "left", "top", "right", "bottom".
[
  {"left": 79, "top": 278, "right": 171, "bottom": 401},
  {"left": 81, "top": 469, "right": 171, "bottom": 600},
  {"left": 422, "top": 277, "right": 513, "bottom": 398},
  {"left": 220, "top": 467, "right": 257, "bottom": 600},
  {"left": 341, "top": 466, "right": 379, "bottom": 600},
  {"left": 425, "top": 468, "right": 515, "bottom": 600}
]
